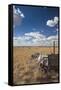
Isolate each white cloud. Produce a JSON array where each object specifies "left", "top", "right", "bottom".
[
  {"left": 25, "top": 32, "right": 46, "bottom": 40},
  {"left": 13, "top": 36, "right": 32, "bottom": 46},
  {"left": 47, "top": 35, "right": 58, "bottom": 41},
  {"left": 20, "top": 13, "right": 25, "bottom": 18},
  {"left": 17, "top": 8, "right": 21, "bottom": 14},
  {"left": 46, "top": 20, "right": 55, "bottom": 27},
  {"left": 46, "top": 16, "right": 58, "bottom": 27},
  {"left": 13, "top": 6, "right": 24, "bottom": 18},
  {"left": 13, "top": 32, "right": 58, "bottom": 46},
  {"left": 56, "top": 28, "right": 58, "bottom": 32},
  {"left": 47, "top": 35, "right": 58, "bottom": 46},
  {"left": 13, "top": 6, "right": 24, "bottom": 28},
  {"left": 54, "top": 17, "right": 58, "bottom": 24}
]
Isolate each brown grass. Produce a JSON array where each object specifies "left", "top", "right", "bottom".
[{"left": 13, "top": 46, "right": 58, "bottom": 85}]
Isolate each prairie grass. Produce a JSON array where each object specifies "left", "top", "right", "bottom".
[{"left": 13, "top": 46, "right": 58, "bottom": 85}]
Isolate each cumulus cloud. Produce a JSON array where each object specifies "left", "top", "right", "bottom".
[
  {"left": 47, "top": 35, "right": 58, "bottom": 41},
  {"left": 13, "top": 32, "right": 58, "bottom": 46},
  {"left": 13, "top": 36, "right": 32, "bottom": 46},
  {"left": 13, "top": 6, "right": 24, "bottom": 28},
  {"left": 46, "top": 16, "right": 58, "bottom": 27},
  {"left": 25, "top": 32, "right": 46, "bottom": 40}
]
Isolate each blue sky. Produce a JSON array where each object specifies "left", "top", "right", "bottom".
[{"left": 13, "top": 5, "right": 59, "bottom": 46}]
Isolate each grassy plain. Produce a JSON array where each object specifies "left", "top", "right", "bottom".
[{"left": 13, "top": 46, "right": 58, "bottom": 85}]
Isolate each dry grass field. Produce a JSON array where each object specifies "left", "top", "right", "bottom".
[{"left": 13, "top": 46, "right": 58, "bottom": 85}]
